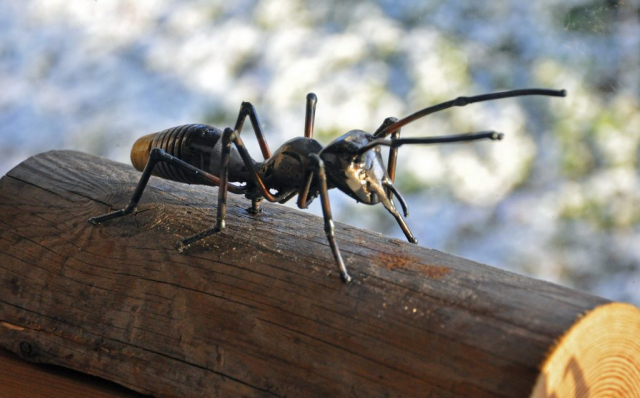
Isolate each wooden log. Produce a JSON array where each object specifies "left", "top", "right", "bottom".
[
  {"left": 0, "top": 348, "right": 144, "bottom": 398},
  {"left": 0, "top": 150, "right": 638, "bottom": 397}
]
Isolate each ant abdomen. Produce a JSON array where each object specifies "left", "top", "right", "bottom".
[{"left": 130, "top": 124, "right": 222, "bottom": 185}]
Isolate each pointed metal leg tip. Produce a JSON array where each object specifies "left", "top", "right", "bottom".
[
  {"left": 341, "top": 273, "right": 353, "bottom": 284},
  {"left": 246, "top": 206, "right": 263, "bottom": 215},
  {"left": 88, "top": 218, "right": 99, "bottom": 225},
  {"left": 175, "top": 240, "right": 189, "bottom": 254},
  {"left": 409, "top": 237, "right": 418, "bottom": 244}
]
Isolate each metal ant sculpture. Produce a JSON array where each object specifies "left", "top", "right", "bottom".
[{"left": 89, "top": 88, "right": 566, "bottom": 282}]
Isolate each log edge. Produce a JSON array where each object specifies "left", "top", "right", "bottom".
[{"left": 531, "top": 302, "right": 640, "bottom": 397}]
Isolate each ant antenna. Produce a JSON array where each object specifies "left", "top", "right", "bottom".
[
  {"left": 374, "top": 88, "right": 566, "bottom": 138},
  {"left": 357, "top": 131, "right": 503, "bottom": 155}
]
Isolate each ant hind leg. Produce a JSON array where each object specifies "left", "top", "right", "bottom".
[
  {"left": 89, "top": 148, "right": 168, "bottom": 225},
  {"left": 90, "top": 148, "right": 243, "bottom": 253}
]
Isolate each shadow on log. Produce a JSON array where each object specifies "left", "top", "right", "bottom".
[{"left": 0, "top": 150, "right": 638, "bottom": 397}]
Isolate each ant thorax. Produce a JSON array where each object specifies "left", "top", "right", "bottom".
[{"left": 258, "top": 136, "right": 323, "bottom": 191}]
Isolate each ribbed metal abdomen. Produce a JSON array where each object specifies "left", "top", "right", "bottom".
[{"left": 130, "top": 124, "right": 222, "bottom": 185}]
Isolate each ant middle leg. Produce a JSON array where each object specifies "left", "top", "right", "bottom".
[
  {"left": 305, "top": 154, "right": 352, "bottom": 283},
  {"left": 234, "top": 102, "right": 271, "bottom": 159},
  {"left": 233, "top": 101, "right": 272, "bottom": 214},
  {"left": 177, "top": 127, "right": 291, "bottom": 250},
  {"left": 304, "top": 93, "right": 318, "bottom": 138}
]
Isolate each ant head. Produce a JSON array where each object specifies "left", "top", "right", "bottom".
[
  {"left": 319, "top": 88, "right": 566, "bottom": 209},
  {"left": 320, "top": 130, "right": 395, "bottom": 206}
]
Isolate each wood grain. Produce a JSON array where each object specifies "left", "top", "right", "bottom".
[
  {"left": 0, "top": 150, "right": 636, "bottom": 397},
  {"left": 0, "top": 347, "right": 145, "bottom": 398},
  {"left": 531, "top": 303, "right": 640, "bottom": 397}
]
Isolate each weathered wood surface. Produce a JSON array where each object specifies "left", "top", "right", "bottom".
[
  {"left": 0, "top": 150, "right": 634, "bottom": 397},
  {"left": 0, "top": 347, "right": 145, "bottom": 398}
]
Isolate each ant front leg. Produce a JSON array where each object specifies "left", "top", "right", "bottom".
[
  {"left": 305, "top": 154, "right": 352, "bottom": 283},
  {"left": 375, "top": 117, "right": 401, "bottom": 200},
  {"left": 380, "top": 190, "right": 418, "bottom": 244},
  {"left": 375, "top": 116, "right": 415, "bottom": 241},
  {"left": 359, "top": 130, "right": 505, "bottom": 245}
]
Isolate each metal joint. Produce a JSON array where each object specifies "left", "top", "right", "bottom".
[{"left": 324, "top": 219, "right": 335, "bottom": 236}]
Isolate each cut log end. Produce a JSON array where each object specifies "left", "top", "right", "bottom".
[{"left": 531, "top": 303, "right": 640, "bottom": 397}]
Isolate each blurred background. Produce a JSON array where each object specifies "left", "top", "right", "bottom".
[{"left": 0, "top": 0, "right": 638, "bottom": 304}]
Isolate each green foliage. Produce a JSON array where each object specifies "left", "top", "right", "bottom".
[
  {"left": 202, "top": 107, "right": 232, "bottom": 127},
  {"left": 395, "top": 171, "right": 436, "bottom": 195},
  {"left": 562, "top": 1, "right": 619, "bottom": 34}
]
